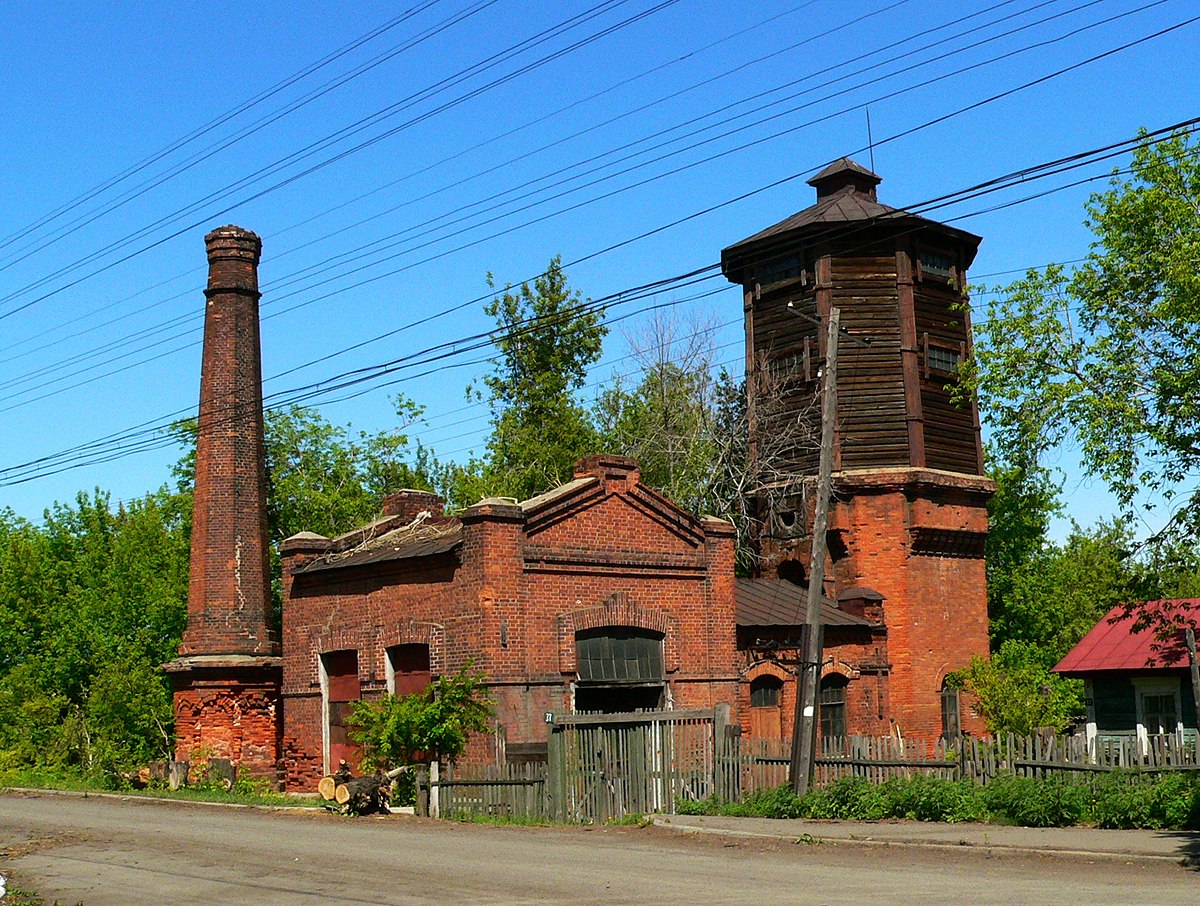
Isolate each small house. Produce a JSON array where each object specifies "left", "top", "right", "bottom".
[{"left": 1054, "top": 600, "right": 1199, "bottom": 747}]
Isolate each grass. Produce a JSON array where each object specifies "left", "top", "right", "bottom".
[
  {"left": 0, "top": 767, "right": 322, "bottom": 809},
  {"left": 447, "top": 809, "right": 557, "bottom": 826}
]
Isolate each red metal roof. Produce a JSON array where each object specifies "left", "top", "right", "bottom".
[{"left": 1053, "top": 600, "right": 1200, "bottom": 675}]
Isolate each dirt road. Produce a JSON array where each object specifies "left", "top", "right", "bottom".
[{"left": 0, "top": 792, "right": 1194, "bottom": 905}]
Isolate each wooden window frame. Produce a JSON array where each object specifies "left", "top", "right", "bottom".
[
  {"left": 750, "top": 675, "right": 783, "bottom": 708},
  {"left": 922, "top": 333, "right": 966, "bottom": 380},
  {"left": 819, "top": 676, "right": 848, "bottom": 739}
]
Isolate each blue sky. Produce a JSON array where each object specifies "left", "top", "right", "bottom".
[{"left": 0, "top": 0, "right": 1195, "bottom": 538}]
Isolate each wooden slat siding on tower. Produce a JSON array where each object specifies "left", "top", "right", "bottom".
[
  {"left": 897, "top": 242, "right": 927, "bottom": 467},
  {"left": 914, "top": 274, "right": 976, "bottom": 473},
  {"left": 832, "top": 252, "right": 907, "bottom": 470}
]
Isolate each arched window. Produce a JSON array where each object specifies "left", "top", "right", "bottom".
[
  {"left": 941, "top": 681, "right": 962, "bottom": 740},
  {"left": 819, "top": 675, "right": 848, "bottom": 739},
  {"left": 749, "top": 675, "right": 784, "bottom": 739},
  {"left": 750, "top": 675, "right": 783, "bottom": 708}
]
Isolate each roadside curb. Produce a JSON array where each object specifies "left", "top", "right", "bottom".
[
  {"left": 0, "top": 786, "right": 320, "bottom": 814},
  {"left": 652, "top": 816, "right": 1193, "bottom": 866}
]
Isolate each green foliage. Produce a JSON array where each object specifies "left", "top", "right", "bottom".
[
  {"left": 948, "top": 640, "right": 1084, "bottom": 735},
  {"left": 0, "top": 489, "right": 188, "bottom": 776},
  {"left": 348, "top": 666, "right": 495, "bottom": 770},
  {"left": 682, "top": 771, "right": 1200, "bottom": 830},
  {"left": 990, "top": 520, "right": 1139, "bottom": 661},
  {"left": 983, "top": 454, "right": 1061, "bottom": 632},
  {"left": 1088, "top": 770, "right": 1200, "bottom": 830},
  {"left": 455, "top": 257, "right": 606, "bottom": 505},
  {"left": 981, "top": 774, "right": 1088, "bottom": 827},
  {"left": 970, "top": 128, "right": 1200, "bottom": 528},
  {"left": 80, "top": 658, "right": 174, "bottom": 774}
]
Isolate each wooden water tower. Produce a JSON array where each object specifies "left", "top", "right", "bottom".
[{"left": 721, "top": 158, "right": 994, "bottom": 738}]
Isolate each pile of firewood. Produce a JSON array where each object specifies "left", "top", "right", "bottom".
[{"left": 317, "top": 762, "right": 409, "bottom": 816}]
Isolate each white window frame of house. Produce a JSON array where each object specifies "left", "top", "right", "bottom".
[{"left": 1131, "top": 677, "right": 1183, "bottom": 751}]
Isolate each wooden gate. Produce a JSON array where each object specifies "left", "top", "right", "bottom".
[{"left": 546, "top": 706, "right": 737, "bottom": 822}]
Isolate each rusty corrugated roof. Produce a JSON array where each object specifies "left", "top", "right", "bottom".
[{"left": 735, "top": 578, "right": 873, "bottom": 627}]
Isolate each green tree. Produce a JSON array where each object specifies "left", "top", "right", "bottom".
[
  {"left": 992, "top": 519, "right": 1139, "bottom": 662},
  {"left": 348, "top": 666, "right": 494, "bottom": 770},
  {"left": 468, "top": 256, "right": 606, "bottom": 503},
  {"left": 593, "top": 312, "right": 761, "bottom": 570},
  {"left": 0, "top": 489, "right": 189, "bottom": 776},
  {"left": 983, "top": 453, "right": 1061, "bottom": 629},
  {"left": 969, "top": 129, "right": 1200, "bottom": 531},
  {"left": 949, "top": 640, "right": 1084, "bottom": 735}
]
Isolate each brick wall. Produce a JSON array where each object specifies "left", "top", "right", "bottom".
[
  {"left": 279, "top": 457, "right": 740, "bottom": 788},
  {"left": 166, "top": 226, "right": 281, "bottom": 782}
]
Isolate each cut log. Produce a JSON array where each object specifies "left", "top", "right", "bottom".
[
  {"left": 334, "top": 772, "right": 391, "bottom": 815},
  {"left": 317, "top": 776, "right": 337, "bottom": 801}
]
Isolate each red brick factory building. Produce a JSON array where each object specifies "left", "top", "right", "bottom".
[{"left": 167, "top": 158, "right": 993, "bottom": 787}]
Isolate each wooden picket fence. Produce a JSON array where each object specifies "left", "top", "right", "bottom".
[
  {"left": 425, "top": 761, "right": 546, "bottom": 819},
  {"left": 545, "top": 708, "right": 738, "bottom": 823},
  {"left": 415, "top": 723, "right": 1200, "bottom": 822},
  {"left": 742, "top": 732, "right": 1200, "bottom": 794}
]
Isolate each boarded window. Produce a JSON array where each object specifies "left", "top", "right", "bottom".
[
  {"left": 819, "top": 677, "right": 847, "bottom": 739},
  {"left": 387, "top": 643, "right": 431, "bottom": 696},
  {"left": 576, "top": 628, "right": 664, "bottom": 684}
]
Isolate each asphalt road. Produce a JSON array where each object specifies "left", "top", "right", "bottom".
[{"left": 1, "top": 792, "right": 1195, "bottom": 905}]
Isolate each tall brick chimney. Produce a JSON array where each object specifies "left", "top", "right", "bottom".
[{"left": 164, "top": 226, "right": 282, "bottom": 780}]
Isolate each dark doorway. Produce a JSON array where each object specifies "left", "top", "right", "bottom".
[
  {"left": 575, "top": 684, "right": 663, "bottom": 713},
  {"left": 322, "top": 649, "right": 361, "bottom": 771}
]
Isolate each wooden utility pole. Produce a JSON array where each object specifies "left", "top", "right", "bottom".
[
  {"left": 790, "top": 307, "right": 839, "bottom": 796},
  {"left": 1186, "top": 628, "right": 1200, "bottom": 735}
]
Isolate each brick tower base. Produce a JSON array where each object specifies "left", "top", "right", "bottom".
[{"left": 164, "top": 655, "right": 282, "bottom": 780}]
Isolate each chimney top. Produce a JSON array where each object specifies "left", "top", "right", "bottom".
[
  {"left": 573, "top": 454, "right": 640, "bottom": 483},
  {"left": 807, "top": 157, "right": 882, "bottom": 202},
  {"left": 204, "top": 225, "right": 262, "bottom": 265},
  {"left": 382, "top": 489, "right": 445, "bottom": 521}
]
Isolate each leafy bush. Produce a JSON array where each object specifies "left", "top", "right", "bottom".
[
  {"left": 982, "top": 773, "right": 1087, "bottom": 827},
  {"left": 1089, "top": 771, "right": 1200, "bottom": 830},
  {"left": 872, "top": 775, "right": 985, "bottom": 823},
  {"left": 680, "top": 770, "right": 1200, "bottom": 830},
  {"left": 348, "top": 665, "right": 494, "bottom": 772}
]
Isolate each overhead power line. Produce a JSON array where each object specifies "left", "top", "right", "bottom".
[
  {"left": 5, "top": 112, "right": 1197, "bottom": 486},
  {"left": 2, "top": 0, "right": 1178, "bottom": 403},
  {"left": 0, "top": 0, "right": 1145, "bottom": 377},
  {"left": 0, "top": 0, "right": 681, "bottom": 322}
]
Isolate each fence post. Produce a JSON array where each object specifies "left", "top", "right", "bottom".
[
  {"left": 416, "top": 765, "right": 429, "bottom": 817},
  {"left": 429, "top": 760, "right": 440, "bottom": 819},
  {"left": 546, "top": 725, "right": 561, "bottom": 822}
]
